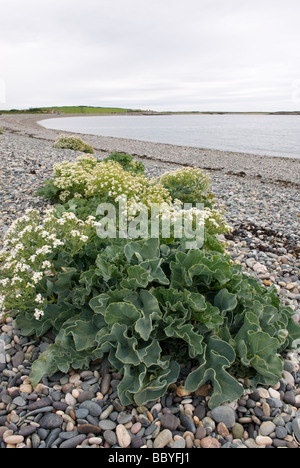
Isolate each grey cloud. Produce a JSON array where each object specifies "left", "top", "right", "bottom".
[{"left": 0, "top": 0, "right": 300, "bottom": 111}]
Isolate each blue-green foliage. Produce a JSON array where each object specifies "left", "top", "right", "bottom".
[{"left": 19, "top": 236, "right": 299, "bottom": 408}]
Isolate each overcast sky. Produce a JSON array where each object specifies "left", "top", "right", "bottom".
[{"left": 1, "top": 0, "right": 300, "bottom": 111}]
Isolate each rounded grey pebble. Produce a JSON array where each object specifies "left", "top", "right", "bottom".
[
  {"left": 59, "top": 434, "right": 87, "bottom": 449},
  {"left": 103, "top": 429, "right": 118, "bottom": 446}
]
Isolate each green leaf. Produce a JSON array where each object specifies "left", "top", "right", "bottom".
[
  {"left": 164, "top": 318, "right": 204, "bottom": 358},
  {"left": 185, "top": 336, "right": 243, "bottom": 408},
  {"left": 135, "top": 290, "right": 162, "bottom": 341},
  {"left": 214, "top": 288, "right": 237, "bottom": 312},
  {"left": 65, "top": 318, "right": 98, "bottom": 352},
  {"left": 116, "top": 364, "right": 147, "bottom": 406},
  {"left": 134, "top": 360, "right": 180, "bottom": 406},
  {"left": 104, "top": 302, "right": 141, "bottom": 327}
]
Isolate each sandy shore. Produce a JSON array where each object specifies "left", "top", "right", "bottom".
[{"left": 0, "top": 113, "right": 299, "bottom": 186}]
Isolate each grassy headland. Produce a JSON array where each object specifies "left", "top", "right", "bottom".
[{"left": 1, "top": 106, "right": 299, "bottom": 115}]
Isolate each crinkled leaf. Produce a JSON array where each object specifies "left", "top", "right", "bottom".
[
  {"left": 185, "top": 336, "right": 243, "bottom": 408},
  {"left": 214, "top": 288, "right": 237, "bottom": 312},
  {"left": 104, "top": 302, "right": 141, "bottom": 327},
  {"left": 135, "top": 290, "right": 162, "bottom": 341}
]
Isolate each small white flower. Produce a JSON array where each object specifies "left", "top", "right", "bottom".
[
  {"left": 35, "top": 294, "right": 44, "bottom": 304},
  {"left": 70, "top": 230, "right": 81, "bottom": 237},
  {"left": 0, "top": 278, "right": 9, "bottom": 287},
  {"left": 32, "top": 272, "right": 43, "bottom": 284},
  {"left": 34, "top": 308, "right": 44, "bottom": 320}
]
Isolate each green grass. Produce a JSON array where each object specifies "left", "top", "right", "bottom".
[
  {"left": 42, "top": 106, "right": 136, "bottom": 114},
  {"left": 0, "top": 106, "right": 142, "bottom": 115}
]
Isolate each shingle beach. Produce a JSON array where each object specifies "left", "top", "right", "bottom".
[{"left": 0, "top": 114, "right": 299, "bottom": 449}]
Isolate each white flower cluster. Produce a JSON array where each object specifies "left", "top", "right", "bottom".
[
  {"left": 50, "top": 155, "right": 172, "bottom": 207},
  {"left": 0, "top": 208, "right": 96, "bottom": 321}
]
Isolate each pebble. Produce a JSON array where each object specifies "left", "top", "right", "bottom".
[
  {"left": 211, "top": 406, "right": 236, "bottom": 428},
  {"left": 259, "top": 421, "right": 276, "bottom": 436},
  {"left": 39, "top": 413, "right": 63, "bottom": 429},
  {"left": 104, "top": 429, "right": 118, "bottom": 446},
  {"left": 256, "top": 435, "right": 273, "bottom": 446},
  {"left": 116, "top": 424, "right": 131, "bottom": 448},
  {"left": 153, "top": 429, "right": 173, "bottom": 448},
  {"left": 78, "top": 424, "right": 101, "bottom": 435},
  {"left": 0, "top": 130, "right": 299, "bottom": 450},
  {"left": 59, "top": 434, "right": 86, "bottom": 449},
  {"left": 4, "top": 435, "right": 24, "bottom": 445},
  {"left": 99, "top": 420, "right": 116, "bottom": 431},
  {"left": 200, "top": 437, "right": 221, "bottom": 449},
  {"left": 131, "top": 422, "right": 142, "bottom": 434},
  {"left": 292, "top": 417, "right": 300, "bottom": 443},
  {"left": 160, "top": 413, "right": 179, "bottom": 431}
]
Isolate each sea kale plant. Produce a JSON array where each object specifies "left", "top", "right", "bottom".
[
  {"left": 53, "top": 134, "right": 95, "bottom": 154},
  {"left": 0, "top": 153, "right": 299, "bottom": 409}
]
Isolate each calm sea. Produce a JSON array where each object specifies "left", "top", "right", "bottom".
[{"left": 39, "top": 114, "right": 300, "bottom": 159}]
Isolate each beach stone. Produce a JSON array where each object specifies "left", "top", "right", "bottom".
[
  {"left": 172, "top": 437, "right": 186, "bottom": 448},
  {"left": 257, "top": 388, "right": 270, "bottom": 399},
  {"left": 276, "top": 426, "right": 288, "bottom": 439},
  {"left": 202, "top": 417, "right": 215, "bottom": 432},
  {"left": 195, "top": 426, "right": 206, "bottom": 440},
  {"left": 217, "top": 422, "right": 229, "bottom": 438},
  {"left": 194, "top": 404, "right": 206, "bottom": 420},
  {"left": 245, "top": 439, "right": 259, "bottom": 449},
  {"left": 282, "top": 371, "right": 295, "bottom": 387},
  {"left": 78, "top": 424, "right": 101, "bottom": 435},
  {"left": 19, "top": 425, "right": 37, "bottom": 437},
  {"left": 39, "top": 413, "right": 63, "bottom": 429},
  {"left": 89, "top": 437, "right": 102, "bottom": 445},
  {"left": 65, "top": 393, "right": 76, "bottom": 406},
  {"left": 131, "top": 422, "right": 142, "bottom": 434},
  {"left": 27, "top": 397, "right": 52, "bottom": 411},
  {"left": 77, "top": 391, "right": 95, "bottom": 403},
  {"left": 260, "top": 421, "right": 276, "bottom": 436},
  {"left": 200, "top": 437, "right": 221, "bottom": 449},
  {"left": 256, "top": 435, "right": 273, "bottom": 446},
  {"left": 75, "top": 408, "right": 89, "bottom": 419},
  {"left": 160, "top": 413, "right": 179, "bottom": 431},
  {"left": 117, "top": 411, "right": 133, "bottom": 425},
  {"left": 179, "top": 412, "right": 196, "bottom": 433},
  {"left": 13, "top": 396, "right": 26, "bottom": 407},
  {"left": 100, "top": 373, "right": 111, "bottom": 395},
  {"left": 131, "top": 436, "right": 144, "bottom": 448},
  {"left": 99, "top": 420, "right": 116, "bottom": 431},
  {"left": 4, "top": 435, "right": 24, "bottom": 445},
  {"left": 12, "top": 351, "right": 24, "bottom": 368},
  {"left": 292, "top": 417, "right": 300, "bottom": 443},
  {"left": 153, "top": 429, "right": 173, "bottom": 448},
  {"left": 80, "top": 400, "right": 102, "bottom": 417},
  {"left": 283, "top": 390, "right": 296, "bottom": 405},
  {"left": 116, "top": 424, "right": 131, "bottom": 448},
  {"left": 262, "top": 402, "right": 271, "bottom": 417},
  {"left": 211, "top": 406, "right": 236, "bottom": 428},
  {"left": 104, "top": 430, "right": 118, "bottom": 446},
  {"left": 100, "top": 404, "right": 113, "bottom": 420},
  {"left": 60, "top": 434, "right": 86, "bottom": 449},
  {"left": 232, "top": 423, "right": 244, "bottom": 440}
]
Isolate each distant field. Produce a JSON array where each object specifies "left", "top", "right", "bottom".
[
  {"left": 0, "top": 106, "right": 141, "bottom": 114},
  {"left": 43, "top": 106, "right": 135, "bottom": 114}
]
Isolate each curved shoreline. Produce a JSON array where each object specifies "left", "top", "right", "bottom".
[{"left": 0, "top": 113, "right": 299, "bottom": 186}]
